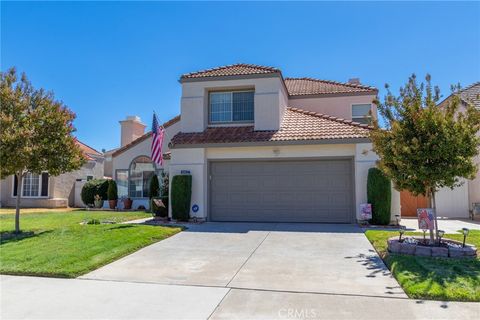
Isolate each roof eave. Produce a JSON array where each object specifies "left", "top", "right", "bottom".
[
  {"left": 179, "top": 72, "right": 282, "bottom": 83},
  {"left": 289, "top": 90, "right": 378, "bottom": 99},
  {"left": 170, "top": 137, "right": 371, "bottom": 149}
]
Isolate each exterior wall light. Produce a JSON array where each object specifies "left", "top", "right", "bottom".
[
  {"left": 437, "top": 230, "right": 445, "bottom": 244},
  {"left": 462, "top": 228, "right": 470, "bottom": 247},
  {"left": 398, "top": 227, "right": 405, "bottom": 242},
  {"left": 422, "top": 229, "right": 427, "bottom": 243}
]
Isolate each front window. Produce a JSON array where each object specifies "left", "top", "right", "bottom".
[
  {"left": 13, "top": 172, "right": 49, "bottom": 198},
  {"left": 352, "top": 104, "right": 372, "bottom": 124},
  {"left": 23, "top": 173, "right": 40, "bottom": 197},
  {"left": 209, "top": 91, "right": 254, "bottom": 123},
  {"left": 116, "top": 170, "right": 129, "bottom": 198},
  {"left": 128, "top": 156, "right": 156, "bottom": 198}
]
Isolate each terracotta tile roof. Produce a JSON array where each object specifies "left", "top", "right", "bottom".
[
  {"left": 459, "top": 82, "right": 480, "bottom": 109},
  {"left": 180, "top": 63, "right": 281, "bottom": 80},
  {"left": 170, "top": 108, "right": 370, "bottom": 146},
  {"left": 74, "top": 139, "right": 102, "bottom": 161},
  {"left": 285, "top": 78, "right": 377, "bottom": 96},
  {"left": 111, "top": 115, "right": 180, "bottom": 157}
]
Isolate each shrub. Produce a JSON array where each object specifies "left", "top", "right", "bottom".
[
  {"left": 86, "top": 219, "right": 100, "bottom": 225},
  {"left": 171, "top": 175, "right": 192, "bottom": 221},
  {"left": 81, "top": 179, "right": 109, "bottom": 206},
  {"left": 149, "top": 175, "right": 160, "bottom": 199},
  {"left": 107, "top": 180, "right": 118, "bottom": 201},
  {"left": 367, "top": 167, "right": 392, "bottom": 225}
]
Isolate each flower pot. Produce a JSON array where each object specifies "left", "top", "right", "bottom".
[
  {"left": 109, "top": 199, "right": 118, "bottom": 209},
  {"left": 123, "top": 198, "right": 133, "bottom": 210},
  {"left": 94, "top": 200, "right": 103, "bottom": 208}
]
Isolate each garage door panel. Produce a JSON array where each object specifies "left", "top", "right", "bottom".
[{"left": 210, "top": 160, "right": 353, "bottom": 223}]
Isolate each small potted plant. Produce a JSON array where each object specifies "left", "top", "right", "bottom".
[
  {"left": 93, "top": 194, "right": 103, "bottom": 208},
  {"left": 107, "top": 180, "right": 118, "bottom": 209},
  {"left": 123, "top": 196, "right": 133, "bottom": 210}
]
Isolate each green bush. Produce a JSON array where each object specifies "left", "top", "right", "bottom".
[
  {"left": 149, "top": 174, "right": 160, "bottom": 199},
  {"left": 107, "top": 180, "right": 118, "bottom": 201},
  {"left": 171, "top": 175, "right": 192, "bottom": 221},
  {"left": 81, "top": 179, "right": 109, "bottom": 206},
  {"left": 367, "top": 168, "right": 392, "bottom": 225},
  {"left": 151, "top": 196, "right": 168, "bottom": 217}
]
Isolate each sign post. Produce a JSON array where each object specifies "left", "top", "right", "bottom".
[
  {"left": 360, "top": 203, "right": 372, "bottom": 222},
  {"left": 417, "top": 208, "right": 435, "bottom": 244}
]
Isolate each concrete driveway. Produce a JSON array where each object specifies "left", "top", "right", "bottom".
[
  {"left": 82, "top": 223, "right": 405, "bottom": 297},
  {"left": 5, "top": 223, "right": 479, "bottom": 319}
]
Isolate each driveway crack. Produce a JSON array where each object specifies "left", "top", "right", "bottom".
[{"left": 225, "top": 225, "right": 274, "bottom": 288}]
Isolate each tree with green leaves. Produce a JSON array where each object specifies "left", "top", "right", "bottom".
[
  {"left": 370, "top": 74, "right": 480, "bottom": 242},
  {"left": 0, "top": 68, "right": 85, "bottom": 233}
]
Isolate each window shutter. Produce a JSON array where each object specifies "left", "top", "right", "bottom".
[
  {"left": 13, "top": 175, "right": 18, "bottom": 196},
  {"left": 41, "top": 173, "right": 49, "bottom": 197}
]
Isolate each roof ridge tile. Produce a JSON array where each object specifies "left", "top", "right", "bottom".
[{"left": 284, "top": 77, "right": 377, "bottom": 90}]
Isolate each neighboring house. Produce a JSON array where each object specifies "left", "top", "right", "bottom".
[
  {"left": 0, "top": 140, "right": 104, "bottom": 208},
  {"left": 400, "top": 82, "right": 480, "bottom": 219},
  {"left": 112, "top": 63, "right": 402, "bottom": 222},
  {"left": 439, "top": 82, "right": 480, "bottom": 216}
]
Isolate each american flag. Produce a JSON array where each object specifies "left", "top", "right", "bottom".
[{"left": 151, "top": 113, "right": 165, "bottom": 165}]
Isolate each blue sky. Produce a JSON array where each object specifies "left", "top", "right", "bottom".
[{"left": 2, "top": 1, "right": 479, "bottom": 151}]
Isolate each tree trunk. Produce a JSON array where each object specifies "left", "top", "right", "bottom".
[
  {"left": 431, "top": 191, "right": 439, "bottom": 244},
  {"left": 427, "top": 189, "right": 435, "bottom": 244},
  {"left": 15, "top": 172, "right": 22, "bottom": 234}
]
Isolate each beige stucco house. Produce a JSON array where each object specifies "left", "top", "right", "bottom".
[
  {"left": 111, "top": 63, "right": 403, "bottom": 222},
  {"left": 438, "top": 82, "right": 480, "bottom": 215},
  {"left": 0, "top": 140, "right": 104, "bottom": 208}
]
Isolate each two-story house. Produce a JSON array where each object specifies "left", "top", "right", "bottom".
[{"left": 111, "top": 64, "right": 401, "bottom": 222}]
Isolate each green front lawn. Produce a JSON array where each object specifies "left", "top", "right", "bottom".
[
  {"left": 0, "top": 210, "right": 181, "bottom": 277},
  {"left": 365, "top": 229, "right": 480, "bottom": 302}
]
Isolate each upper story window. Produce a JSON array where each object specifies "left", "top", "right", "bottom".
[
  {"left": 352, "top": 104, "right": 372, "bottom": 124},
  {"left": 209, "top": 91, "right": 254, "bottom": 124}
]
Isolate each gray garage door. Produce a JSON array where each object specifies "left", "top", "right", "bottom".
[{"left": 209, "top": 159, "right": 354, "bottom": 223}]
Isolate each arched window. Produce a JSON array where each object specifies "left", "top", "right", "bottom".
[{"left": 128, "top": 156, "right": 156, "bottom": 198}]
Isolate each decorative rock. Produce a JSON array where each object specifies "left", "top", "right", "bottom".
[
  {"left": 463, "top": 246, "right": 477, "bottom": 257},
  {"left": 431, "top": 246, "right": 449, "bottom": 258},
  {"left": 415, "top": 246, "right": 432, "bottom": 257},
  {"left": 388, "top": 238, "right": 401, "bottom": 253},
  {"left": 400, "top": 243, "right": 416, "bottom": 255},
  {"left": 448, "top": 247, "right": 465, "bottom": 258}
]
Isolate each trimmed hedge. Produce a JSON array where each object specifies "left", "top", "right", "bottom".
[
  {"left": 81, "top": 179, "right": 109, "bottom": 206},
  {"left": 367, "top": 167, "right": 391, "bottom": 225},
  {"left": 171, "top": 175, "right": 192, "bottom": 221},
  {"left": 149, "top": 174, "right": 160, "bottom": 199},
  {"left": 107, "top": 180, "right": 118, "bottom": 201}
]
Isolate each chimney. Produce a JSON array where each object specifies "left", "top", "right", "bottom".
[
  {"left": 348, "top": 78, "right": 361, "bottom": 85},
  {"left": 119, "top": 116, "right": 146, "bottom": 147}
]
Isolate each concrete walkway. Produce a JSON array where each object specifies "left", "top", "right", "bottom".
[
  {"left": 2, "top": 275, "right": 479, "bottom": 320},
  {"left": 401, "top": 218, "right": 480, "bottom": 233}
]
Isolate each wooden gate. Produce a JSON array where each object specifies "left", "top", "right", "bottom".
[{"left": 400, "top": 191, "right": 430, "bottom": 217}]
